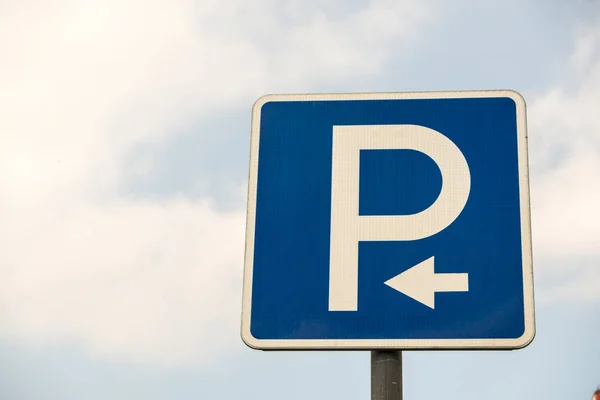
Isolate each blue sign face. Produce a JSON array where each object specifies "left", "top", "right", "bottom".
[{"left": 241, "top": 91, "right": 535, "bottom": 350}]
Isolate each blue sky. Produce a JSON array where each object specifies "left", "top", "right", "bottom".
[{"left": 1, "top": 0, "right": 599, "bottom": 399}]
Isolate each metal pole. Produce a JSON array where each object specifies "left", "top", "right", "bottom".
[{"left": 371, "top": 351, "right": 402, "bottom": 400}]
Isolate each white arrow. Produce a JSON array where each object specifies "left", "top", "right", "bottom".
[{"left": 384, "top": 256, "right": 468, "bottom": 309}]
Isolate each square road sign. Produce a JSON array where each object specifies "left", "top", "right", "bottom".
[{"left": 241, "top": 90, "right": 534, "bottom": 350}]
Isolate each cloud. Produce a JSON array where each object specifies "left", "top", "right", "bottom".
[
  {"left": 0, "top": 197, "right": 246, "bottom": 366},
  {"left": 528, "top": 14, "right": 600, "bottom": 303},
  {"left": 0, "top": 0, "right": 429, "bottom": 366}
]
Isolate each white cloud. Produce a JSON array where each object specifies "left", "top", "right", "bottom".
[
  {"left": 529, "top": 15, "right": 600, "bottom": 302},
  {"left": 0, "top": 0, "right": 429, "bottom": 366},
  {"left": 0, "top": 197, "right": 246, "bottom": 365}
]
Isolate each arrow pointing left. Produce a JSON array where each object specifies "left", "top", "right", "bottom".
[{"left": 384, "top": 256, "right": 468, "bottom": 309}]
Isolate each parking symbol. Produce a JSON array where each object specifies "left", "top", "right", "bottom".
[{"left": 329, "top": 124, "right": 471, "bottom": 311}]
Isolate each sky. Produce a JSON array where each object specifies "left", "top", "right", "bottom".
[{"left": 1, "top": 0, "right": 599, "bottom": 399}]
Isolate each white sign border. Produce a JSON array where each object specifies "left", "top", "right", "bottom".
[{"left": 240, "top": 90, "right": 535, "bottom": 350}]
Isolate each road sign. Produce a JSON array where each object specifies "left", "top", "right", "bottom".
[{"left": 241, "top": 90, "right": 534, "bottom": 350}]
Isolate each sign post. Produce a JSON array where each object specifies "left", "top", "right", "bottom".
[
  {"left": 371, "top": 351, "right": 402, "bottom": 400},
  {"left": 241, "top": 90, "right": 534, "bottom": 397}
]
